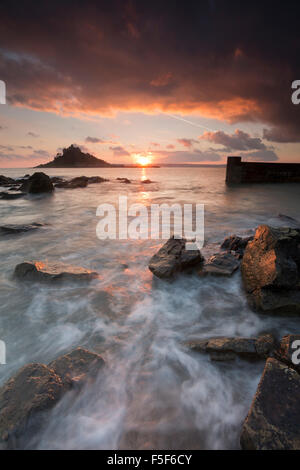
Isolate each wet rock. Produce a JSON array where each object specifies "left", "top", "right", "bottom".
[
  {"left": 240, "top": 358, "right": 300, "bottom": 449},
  {"left": 0, "top": 363, "right": 66, "bottom": 447},
  {"left": 186, "top": 333, "right": 276, "bottom": 361},
  {"left": 198, "top": 252, "right": 240, "bottom": 277},
  {"left": 20, "top": 172, "right": 54, "bottom": 194},
  {"left": 0, "top": 348, "right": 104, "bottom": 449},
  {"left": 117, "top": 177, "right": 131, "bottom": 184},
  {"left": 55, "top": 175, "right": 108, "bottom": 189},
  {"left": 50, "top": 176, "right": 65, "bottom": 184},
  {"left": 221, "top": 234, "right": 253, "bottom": 257},
  {"left": 141, "top": 179, "right": 154, "bottom": 184},
  {"left": 149, "top": 237, "right": 204, "bottom": 279},
  {"left": 14, "top": 261, "right": 98, "bottom": 284},
  {"left": 0, "top": 192, "right": 25, "bottom": 200},
  {"left": 241, "top": 225, "right": 300, "bottom": 313},
  {"left": 0, "top": 223, "right": 43, "bottom": 235},
  {"left": 87, "top": 176, "right": 108, "bottom": 184},
  {"left": 48, "top": 347, "right": 105, "bottom": 387}
]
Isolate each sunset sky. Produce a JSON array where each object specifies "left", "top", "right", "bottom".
[{"left": 0, "top": 0, "right": 300, "bottom": 167}]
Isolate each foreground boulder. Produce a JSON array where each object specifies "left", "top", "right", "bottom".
[
  {"left": 198, "top": 252, "right": 240, "bottom": 277},
  {"left": 240, "top": 357, "right": 300, "bottom": 449},
  {"left": 0, "top": 175, "right": 16, "bottom": 186},
  {"left": 0, "top": 348, "right": 104, "bottom": 448},
  {"left": 149, "top": 237, "right": 204, "bottom": 279},
  {"left": 0, "top": 223, "right": 43, "bottom": 235},
  {"left": 241, "top": 225, "right": 300, "bottom": 313},
  {"left": 221, "top": 234, "right": 253, "bottom": 258},
  {"left": 186, "top": 334, "right": 276, "bottom": 361},
  {"left": 20, "top": 172, "right": 54, "bottom": 194},
  {"left": 14, "top": 261, "right": 98, "bottom": 283}
]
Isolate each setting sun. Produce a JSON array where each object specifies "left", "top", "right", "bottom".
[{"left": 134, "top": 153, "right": 152, "bottom": 166}]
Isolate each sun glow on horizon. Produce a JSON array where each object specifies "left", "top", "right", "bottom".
[{"left": 133, "top": 152, "right": 153, "bottom": 166}]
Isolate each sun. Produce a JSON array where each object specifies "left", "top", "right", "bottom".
[{"left": 134, "top": 152, "right": 152, "bottom": 166}]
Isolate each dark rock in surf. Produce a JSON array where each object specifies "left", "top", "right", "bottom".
[
  {"left": 0, "top": 192, "right": 25, "bottom": 200},
  {"left": 48, "top": 348, "right": 105, "bottom": 387},
  {"left": 198, "top": 252, "right": 240, "bottom": 277},
  {"left": 186, "top": 333, "right": 276, "bottom": 361},
  {"left": 14, "top": 261, "right": 98, "bottom": 284},
  {"left": 221, "top": 234, "right": 253, "bottom": 257},
  {"left": 149, "top": 237, "right": 204, "bottom": 279},
  {"left": 20, "top": 172, "right": 54, "bottom": 194},
  {"left": 241, "top": 225, "right": 300, "bottom": 314},
  {"left": 117, "top": 177, "right": 131, "bottom": 184},
  {"left": 0, "top": 348, "right": 104, "bottom": 449},
  {"left": 240, "top": 357, "right": 300, "bottom": 449},
  {"left": 0, "top": 175, "right": 15, "bottom": 186},
  {"left": 55, "top": 175, "right": 109, "bottom": 189},
  {"left": 141, "top": 179, "right": 154, "bottom": 184},
  {"left": 0, "top": 223, "right": 43, "bottom": 235}
]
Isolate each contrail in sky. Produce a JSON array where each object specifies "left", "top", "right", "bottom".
[{"left": 165, "top": 113, "right": 216, "bottom": 132}]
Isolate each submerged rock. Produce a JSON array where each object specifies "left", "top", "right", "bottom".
[
  {"left": 198, "top": 252, "right": 240, "bottom": 277},
  {"left": 186, "top": 334, "right": 276, "bottom": 361},
  {"left": 0, "top": 175, "right": 16, "bottom": 186},
  {"left": 148, "top": 237, "right": 204, "bottom": 279},
  {"left": 240, "top": 357, "right": 300, "bottom": 449},
  {"left": 55, "top": 175, "right": 109, "bottom": 189},
  {"left": 221, "top": 234, "right": 253, "bottom": 257},
  {"left": 0, "top": 223, "right": 43, "bottom": 235},
  {"left": 241, "top": 225, "right": 300, "bottom": 314},
  {"left": 116, "top": 177, "right": 131, "bottom": 184},
  {"left": 20, "top": 172, "right": 54, "bottom": 194},
  {"left": 141, "top": 179, "right": 154, "bottom": 184},
  {"left": 0, "top": 348, "right": 104, "bottom": 449},
  {"left": 14, "top": 261, "right": 98, "bottom": 283}
]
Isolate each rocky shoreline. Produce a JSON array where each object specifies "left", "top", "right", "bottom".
[{"left": 1, "top": 170, "right": 300, "bottom": 449}]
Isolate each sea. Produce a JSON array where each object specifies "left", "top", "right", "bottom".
[{"left": 0, "top": 166, "right": 300, "bottom": 449}]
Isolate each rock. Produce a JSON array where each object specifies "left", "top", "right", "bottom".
[
  {"left": 186, "top": 333, "right": 276, "bottom": 361},
  {"left": 221, "top": 234, "right": 253, "bottom": 257},
  {"left": 255, "top": 333, "right": 277, "bottom": 358},
  {"left": 14, "top": 261, "right": 98, "bottom": 284},
  {"left": 0, "top": 223, "right": 43, "bottom": 235},
  {"left": 50, "top": 176, "right": 65, "bottom": 184},
  {"left": 0, "top": 192, "right": 25, "bottom": 200},
  {"left": 198, "top": 252, "right": 240, "bottom": 277},
  {"left": 141, "top": 179, "right": 154, "bottom": 184},
  {"left": 275, "top": 334, "right": 300, "bottom": 372},
  {"left": 48, "top": 347, "right": 104, "bottom": 387},
  {"left": 240, "top": 358, "right": 300, "bottom": 449},
  {"left": 148, "top": 237, "right": 204, "bottom": 279},
  {"left": 20, "top": 172, "right": 54, "bottom": 194},
  {"left": 87, "top": 176, "right": 108, "bottom": 184},
  {"left": 0, "top": 175, "right": 15, "bottom": 186},
  {"left": 0, "top": 363, "right": 66, "bottom": 447},
  {"left": 117, "top": 177, "right": 131, "bottom": 184},
  {"left": 0, "top": 348, "right": 104, "bottom": 448},
  {"left": 55, "top": 176, "right": 109, "bottom": 189},
  {"left": 241, "top": 225, "right": 300, "bottom": 313}
]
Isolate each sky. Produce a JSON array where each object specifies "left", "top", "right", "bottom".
[{"left": 0, "top": 0, "right": 300, "bottom": 167}]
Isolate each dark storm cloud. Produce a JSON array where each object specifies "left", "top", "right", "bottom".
[
  {"left": 177, "top": 138, "right": 199, "bottom": 148},
  {"left": 0, "top": 1, "right": 300, "bottom": 140}
]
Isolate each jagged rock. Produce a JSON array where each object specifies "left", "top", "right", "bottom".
[
  {"left": 0, "top": 192, "right": 25, "bottom": 200},
  {"left": 87, "top": 176, "right": 108, "bottom": 184},
  {"left": 0, "top": 348, "right": 104, "bottom": 449},
  {"left": 14, "top": 261, "right": 98, "bottom": 283},
  {"left": 241, "top": 225, "right": 300, "bottom": 313},
  {"left": 117, "top": 177, "right": 131, "bottom": 184},
  {"left": 186, "top": 333, "right": 276, "bottom": 361},
  {"left": 0, "top": 223, "right": 43, "bottom": 235},
  {"left": 240, "top": 358, "right": 300, "bottom": 449},
  {"left": 198, "top": 252, "right": 240, "bottom": 277},
  {"left": 20, "top": 172, "right": 54, "bottom": 194},
  {"left": 55, "top": 175, "right": 109, "bottom": 189},
  {"left": 149, "top": 237, "right": 204, "bottom": 279},
  {"left": 221, "top": 234, "right": 253, "bottom": 257},
  {"left": 48, "top": 348, "right": 104, "bottom": 387}
]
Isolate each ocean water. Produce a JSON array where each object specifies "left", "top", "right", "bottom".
[{"left": 0, "top": 166, "right": 300, "bottom": 449}]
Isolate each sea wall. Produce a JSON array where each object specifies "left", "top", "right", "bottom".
[{"left": 226, "top": 156, "right": 300, "bottom": 184}]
